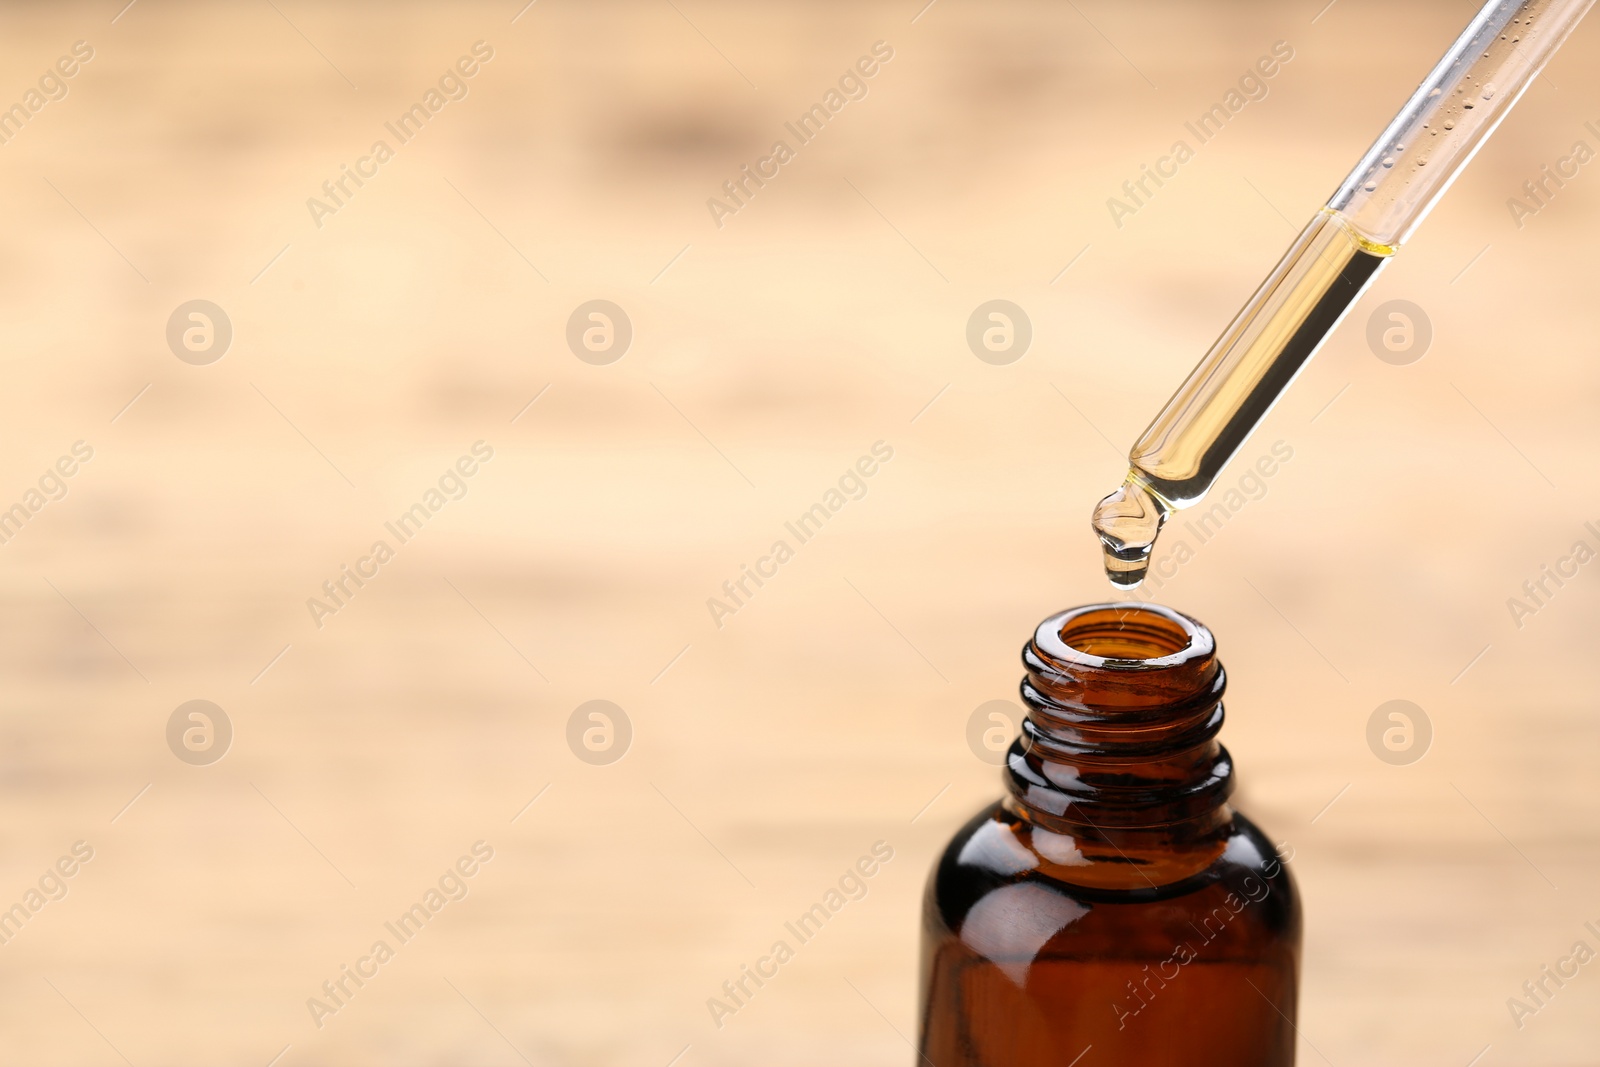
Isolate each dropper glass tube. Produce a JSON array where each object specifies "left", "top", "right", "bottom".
[{"left": 1092, "top": 0, "right": 1595, "bottom": 588}]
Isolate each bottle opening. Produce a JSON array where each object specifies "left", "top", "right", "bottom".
[
  {"left": 1060, "top": 607, "right": 1189, "bottom": 659},
  {"left": 1040, "top": 603, "right": 1209, "bottom": 670}
]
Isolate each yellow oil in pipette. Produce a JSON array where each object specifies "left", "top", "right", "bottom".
[
  {"left": 1094, "top": 212, "right": 1392, "bottom": 587},
  {"left": 1091, "top": 0, "right": 1594, "bottom": 588}
]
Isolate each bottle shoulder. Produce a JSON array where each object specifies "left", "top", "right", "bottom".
[{"left": 925, "top": 800, "right": 1299, "bottom": 949}]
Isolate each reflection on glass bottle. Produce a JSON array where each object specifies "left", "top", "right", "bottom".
[{"left": 918, "top": 604, "right": 1299, "bottom": 1066}]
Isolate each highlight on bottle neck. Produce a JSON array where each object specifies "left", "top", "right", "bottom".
[
  {"left": 1328, "top": 0, "right": 1595, "bottom": 251},
  {"left": 1006, "top": 604, "right": 1233, "bottom": 832}
]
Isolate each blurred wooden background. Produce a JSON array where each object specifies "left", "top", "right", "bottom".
[{"left": 0, "top": 1, "right": 1598, "bottom": 1064}]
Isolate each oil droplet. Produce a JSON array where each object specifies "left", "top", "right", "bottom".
[
  {"left": 1382, "top": 156, "right": 1395, "bottom": 168},
  {"left": 1363, "top": 181, "right": 1378, "bottom": 191},
  {"left": 1444, "top": 120, "right": 1455, "bottom": 130},
  {"left": 1464, "top": 102, "right": 1475, "bottom": 109},
  {"left": 1091, "top": 478, "right": 1170, "bottom": 590}
]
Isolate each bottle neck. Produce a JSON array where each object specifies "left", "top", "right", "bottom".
[{"left": 1003, "top": 603, "right": 1235, "bottom": 888}]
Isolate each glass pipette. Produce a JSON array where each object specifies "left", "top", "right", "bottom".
[{"left": 1092, "top": 0, "right": 1595, "bottom": 588}]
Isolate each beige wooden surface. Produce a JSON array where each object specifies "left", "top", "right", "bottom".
[{"left": 1, "top": 1, "right": 1598, "bottom": 1064}]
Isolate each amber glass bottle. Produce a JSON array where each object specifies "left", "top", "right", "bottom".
[{"left": 918, "top": 604, "right": 1299, "bottom": 1066}]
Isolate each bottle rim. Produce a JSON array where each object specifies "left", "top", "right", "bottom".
[{"left": 1033, "top": 602, "right": 1212, "bottom": 673}]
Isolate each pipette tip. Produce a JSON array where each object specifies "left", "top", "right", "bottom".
[{"left": 1091, "top": 476, "right": 1168, "bottom": 591}]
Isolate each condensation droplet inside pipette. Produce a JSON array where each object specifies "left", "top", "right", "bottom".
[{"left": 1091, "top": 478, "right": 1170, "bottom": 589}]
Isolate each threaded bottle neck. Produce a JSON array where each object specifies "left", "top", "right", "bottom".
[{"left": 1005, "top": 603, "right": 1233, "bottom": 834}]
